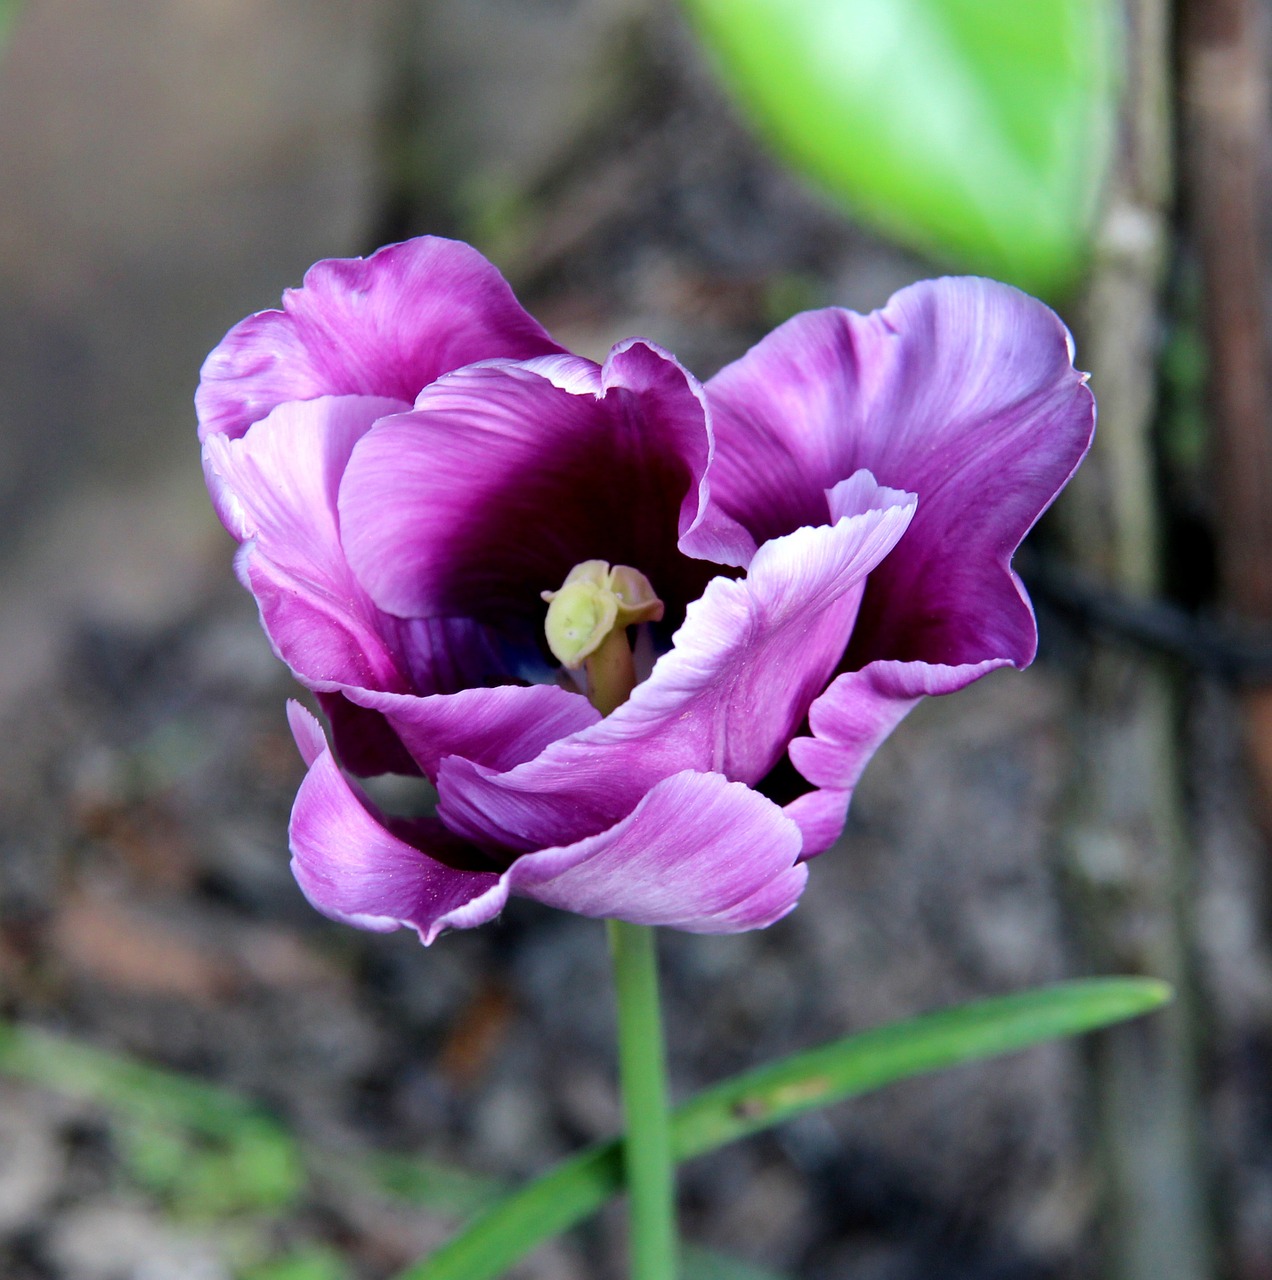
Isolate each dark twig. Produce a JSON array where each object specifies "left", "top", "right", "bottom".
[{"left": 1021, "top": 549, "right": 1272, "bottom": 682}]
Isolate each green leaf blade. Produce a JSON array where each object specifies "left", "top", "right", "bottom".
[
  {"left": 396, "top": 1145, "right": 622, "bottom": 1280},
  {"left": 681, "top": 0, "right": 1119, "bottom": 297},
  {"left": 400, "top": 978, "right": 1170, "bottom": 1280},
  {"left": 673, "top": 977, "right": 1172, "bottom": 1157}
]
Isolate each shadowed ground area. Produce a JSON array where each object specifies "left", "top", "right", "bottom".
[{"left": 2, "top": 4, "right": 1271, "bottom": 1278}]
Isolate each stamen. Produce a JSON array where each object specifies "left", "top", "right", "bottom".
[{"left": 542, "top": 561, "right": 664, "bottom": 715}]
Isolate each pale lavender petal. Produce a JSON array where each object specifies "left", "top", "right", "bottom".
[
  {"left": 512, "top": 353, "right": 605, "bottom": 395},
  {"left": 236, "top": 543, "right": 408, "bottom": 694},
  {"left": 782, "top": 790, "right": 852, "bottom": 861},
  {"left": 786, "top": 656, "right": 1010, "bottom": 856},
  {"left": 699, "top": 277, "right": 1094, "bottom": 670},
  {"left": 436, "top": 483, "right": 916, "bottom": 852},
  {"left": 204, "top": 395, "right": 415, "bottom": 692},
  {"left": 826, "top": 470, "right": 916, "bottom": 523},
  {"left": 286, "top": 706, "right": 501, "bottom": 943},
  {"left": 431, "top": 770, "right": 807, "bottom": 935},
  {"left": 696, "top": 866, "right": 813, "bottom": 934},
  {"left": 345, "top": 683, "right": 599, "bottom": 782},
  {"left": 339, "top": 340, "right": 714, "bottom": 626},
  {"left": 203, "top": 394, "right": 405, "bottom": 545},
  {"left": 287, "top": 699, "right": 326, "bottom": 767},
  {"left": 196, "top": 236, "right": 563, "bottom": 441},
  {"left": 205, "top": 396, "right": 511, "bottom": 702}
]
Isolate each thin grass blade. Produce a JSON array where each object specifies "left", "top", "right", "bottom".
[{"left": 400, "top": 978, "right": 1170, "bottom": 1280}]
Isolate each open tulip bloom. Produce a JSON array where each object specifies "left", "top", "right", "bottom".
[{"left": 198, "top": 235, "right": 1146, "bottom": 1278}]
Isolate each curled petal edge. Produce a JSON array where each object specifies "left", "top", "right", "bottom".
[
  {"left": 196, "top": 235, "right": 564, "bottom": 441},
  {"left": 434, "top": 482, "right": 917, "bottom": 853},
  {"left": 787, "top": 657, "right": 1012, "bottom": 858},
  {"left": 287, "top": 705, "right": 807, "bottom": 940},
  {"left": 286, "top": 704, "right": 501, "bottom": 942},
  {"left": 343, "top": 682, "right": 600, "bottom": 782}
]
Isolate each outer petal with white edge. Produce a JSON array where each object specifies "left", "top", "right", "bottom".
[
  {"left": 196, "top": 236, "right": 563, "bottom": 441},
  {"left": 287, "top": 705, "right": 805, "bottom": 938},
  {"left": 286, "top": 705, "right": 503, "bottom": 944},
  {"left": 442, "top": 769, "right": 808, "bottom": 935}
]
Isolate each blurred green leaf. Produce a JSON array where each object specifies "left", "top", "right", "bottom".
[
  {"left": 115, "top": 1114, "right": 304, "bottom": 1218},
  {"left": 0, "top": 980, "right": 1169, "bottom": 1280},
  {"left": 0, "top": 1021, "right": 306, "bottom": 1214},
  {"left": 0, "top": 3, "right": 18, "bottom": 53},
  {"left": 682, "top": 0, "right": 1119, "bottom": 297},
  {"left": 683, "top": 1244, "right": 789, "bottom": 1280},
  {"left": 240, "top": 1245, "right": 351, "bottom": 1280},
  {"left": 402, "top": 978, "right": 1170, "bottom": 1280},
  {"left": 359, "top": 1152, "right": 503, "bottom": 1218},
  {"left": 117, "top": 1117, "right": 194, "bottom": 1197}
]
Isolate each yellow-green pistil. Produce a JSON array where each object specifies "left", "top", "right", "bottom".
[{"left": 542, "top": 560, "right": 664, "bottom": 715}]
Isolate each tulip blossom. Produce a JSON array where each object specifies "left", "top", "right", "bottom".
[{"left": 198, "top": 235, "right": 1093, "bottom": 943}]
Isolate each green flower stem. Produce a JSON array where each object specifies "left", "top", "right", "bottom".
[
  {"left": 396, "top": 978, "right": 1172, "bottom": 1280},
  {"left": 608, "top": 919, "right": 678, "bottom": 1280}
]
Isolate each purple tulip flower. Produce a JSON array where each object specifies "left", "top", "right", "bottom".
[{"left": 198, "top": 236, "right": 1093, "bottom": 943}]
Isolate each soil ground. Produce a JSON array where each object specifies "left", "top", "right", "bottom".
[{"left": 2, "top": 5, "right": 1270, "bottom": 1278}]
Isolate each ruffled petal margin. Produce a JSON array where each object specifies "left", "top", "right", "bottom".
[
  {"left": 197, "top": 236, "right": 563, "bottom": 441},
  {"left": 703, "top": 277, "right": 1094, "bottom": 672},
  {"left": 435, "top": 477, "right": 916, "bottom": 853},
  {"left": 786, "top": 657, "right": 1011, "bottom": 857},
  {"left": 287, "top": 705, "right": 806, "bottom": 939}
]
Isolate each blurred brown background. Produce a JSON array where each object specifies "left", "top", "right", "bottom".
[{"left": 0, "top": 2, "right": 1268, "bottom": 1279}]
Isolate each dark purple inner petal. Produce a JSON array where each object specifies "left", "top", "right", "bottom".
[{"left": 340, "top": 349, "right": 719, "bottom": 640}]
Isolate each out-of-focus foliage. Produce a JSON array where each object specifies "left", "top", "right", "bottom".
[
  {"left": 240, "top": 1248, "right": 351, "bottom": 1280},
  {"left": 0, "top": 1020, "right": 789, "bottom": 1280},
  {"left": 0, "top": 2, "right": 17, "bottom": 51},
  {"left": 682, "top": 0, "right": 1119, "bottom": 298},
  {"left": 0, "top": 1020, "right": 305, "bottom": 1218},
  {"left": 406, "top": 979, "right": 1171, "bottom": 1280}
]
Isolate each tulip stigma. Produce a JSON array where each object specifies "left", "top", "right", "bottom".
[{"left": 542, "top": 560, "right": 664, "bottom": 715}]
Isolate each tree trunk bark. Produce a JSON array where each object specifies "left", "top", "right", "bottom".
[{"left": 1056, "top": 2, "right": 1212, "bottom": 1276}]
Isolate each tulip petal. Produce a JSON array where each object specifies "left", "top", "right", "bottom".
[
  {"left": 204, "top": 394, "right": 403, "bottom": 551},
  {"left": 699, "top": 277, "right": 1094, "bottom": 670},
  {"left": 436, "top": 481, "right": 915, "bottom": 852},
  {"left": 287, "top": 699, "right": 327, "bottom": 768},
  {"left": 345, "top": 683, "right": 600, "bottom": 782},
  {"left": 286, "top": 705, "right": 503, "bottom": 943},
  {"left": 339, "top": 340, "right": 714, "bottom": 626},
  {"left": 205, "top": 395, "right": 512, "bottom": 703},
  {"left": 435, "top": 770, "right": 808, "bottom": 935},
  {"left": 196, "top": 236, "right": 563, "bottom": 441},
  {"left": 508, "top": 770, "right": 807, "bottom": 931},
  {"left": 205, "top": 395, "right": 414, "bottom": 692},
  {"left": 289, "top": 707, "right": 805, "bottom": 939},
  {"left": 786, "top": 656, "right": 1010, "bottom": 856}
]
